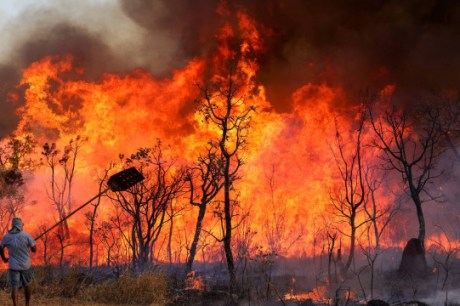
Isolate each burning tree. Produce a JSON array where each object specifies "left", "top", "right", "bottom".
[
  {"left": 196, "top": 62, "right": 255, "bottom": 292},
  {"left": 369, "top": 101, "right": 443, "bottom": 255},
  {"left": 108, "top": 141, "right": 185, "bottom": 270}
]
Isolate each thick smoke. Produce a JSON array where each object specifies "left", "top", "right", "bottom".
[
  {"left": 238, "top": 0, "right": 460, "bottom": 110},
  {"left": 1, "top": 0, "right": 460, "bottom": 135},
  {"left": 124, "top": 0, "right": 460, "bottom": 110},
  {"left": 120, "top": 0, "right": 220, "bottom": 63}
]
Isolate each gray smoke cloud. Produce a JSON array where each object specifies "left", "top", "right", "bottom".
[{"left": 0, "top": 0, "right": 184, "bottom": 137}]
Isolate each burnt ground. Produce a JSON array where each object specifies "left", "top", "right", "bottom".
[
  {"left": 0, "top": 251, "right": 459, "bottom": 305},
  {"left": 170, "top": 253, "right": 460, "bottom": 306}
]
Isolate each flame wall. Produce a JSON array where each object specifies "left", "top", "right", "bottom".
[{"left": 1, "top": 1, "right": 460, "bottom": 265}]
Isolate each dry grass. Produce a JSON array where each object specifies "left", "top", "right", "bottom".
[
  {"left": 80, "top": 272, "right": 169, "bottom": 305},
  {"left": 0, "top": 290, "right": 134, "bottom": 306},
  {"left": 0, "top": 267, "right": 170, "bottom": 306}
]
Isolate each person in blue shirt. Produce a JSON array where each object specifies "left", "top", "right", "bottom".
[{"left": 0, "top": 217, "right": 37, "bottom": 306}]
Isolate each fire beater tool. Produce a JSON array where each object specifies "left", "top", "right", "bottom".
[{"left": 34, "top": 167, "right": 144, "bottom": 240}]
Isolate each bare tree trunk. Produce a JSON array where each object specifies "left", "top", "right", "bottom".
[
  {"left": 344, "top": 221, "right": 356, "bottom": 272},
  {"left": 408, "top": 169, "right": 426, "bottom": 249},
  {"left": 39, "top": 225, "right": 50, "bottom": 266},
  {"left": 167, "top": 210, "right": 174, "bottom": 265},
  {"left": 56, "top": 231, "right": 65, "bottom": 278},
  {"left": 89, "top": 169, "right": 110, "bottom": 270},
  {"left": 88, "top": 211, "right": 96, "bottom": 270},
  {"left": 415, "top": 199, "right": 426, "bottom": 249},
  {"left": 327, "top": 232, "right": 337, "bottom": 284},
  {"left": 223, "top": 161, "right": 236, "bottom": 292},
  {"left": 186, "top": 204, "right": 206, "bottom": 274}
]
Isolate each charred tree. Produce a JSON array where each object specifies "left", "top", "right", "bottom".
[
  {"left": 330, "top": 110, "right": 367, "bottom": 274},
  {"left": 197, "top": 63, "right": 255, "bottom": 292},
  {"left": 108, "top": 141, "right": 185, "bottom": 271},
  {"left": 185, "top": 143, "right": 224, "bottom": 274},
  {"left": 369, "top": 104, "right": 442, "bottom": 252}
]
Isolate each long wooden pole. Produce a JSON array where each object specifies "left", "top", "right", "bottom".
[{"left": 35, "top": 187, "right": 110, "bottom": 241}]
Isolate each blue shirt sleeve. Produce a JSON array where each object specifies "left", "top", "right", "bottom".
[
  {"left": 27, "top": 233, "right": 36, "bottom": 247},
  {"left": 1, "top": 234, "right": 9, "bottom": 248}
]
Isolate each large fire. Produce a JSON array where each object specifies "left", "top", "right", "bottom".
[{"left": 0, "top": 4, "right": 458, "bottom": 272}]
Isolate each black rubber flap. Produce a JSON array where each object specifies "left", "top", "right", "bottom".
[{"left": 107, "top": 167, "right": 144, "bottom": 191}]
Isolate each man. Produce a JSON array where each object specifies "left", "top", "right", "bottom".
[{"left": 0, "top": 217, "right": 36, "bottom": 306}]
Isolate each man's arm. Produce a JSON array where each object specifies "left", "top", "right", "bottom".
[
  {"left": 0, "top": 245, "right": 8, "bottom": 263},
  {"left": 27, "top": 233, "right": 37, "bottom": 253}
]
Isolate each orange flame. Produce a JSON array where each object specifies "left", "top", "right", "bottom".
[{"left": 2, "top": 7, "right": 455, "bottom": 269}]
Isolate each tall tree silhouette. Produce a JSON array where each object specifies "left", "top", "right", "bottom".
[
  {"left": 197, "top": 62, "right": 255, "bottom": 292},
  {"left": 369, "top": 102, "right": 442, "bottom": 252},
  {"left": 330, "top": 108, "right": 367, "bottom": 274}
]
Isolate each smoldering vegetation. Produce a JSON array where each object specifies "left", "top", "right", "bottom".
[
  {"left": 1, "top": 250, "right": 459, "bottom": 305},
  {"left": 173, "top": 250, "right": 460, "bottom": 305}
]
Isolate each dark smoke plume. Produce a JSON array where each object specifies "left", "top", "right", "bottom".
[
  {"left": 250, "top": 0, "right": 460, "bottom": 110},
  {"left": 122, "top": 0, "right": 460, "bottom": 110}
]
